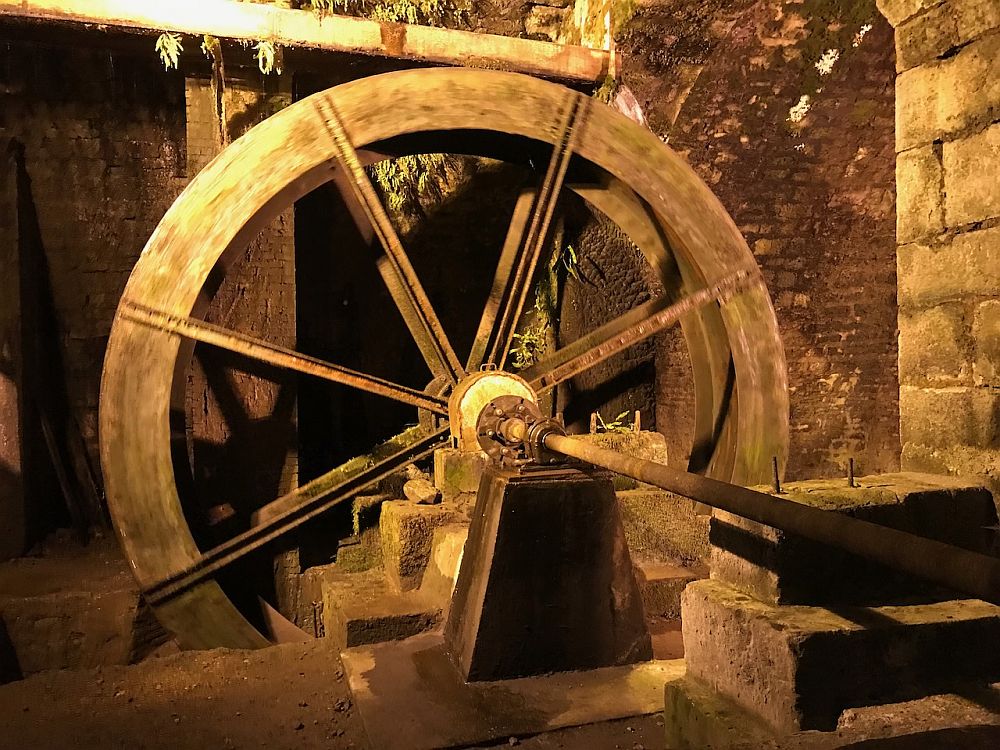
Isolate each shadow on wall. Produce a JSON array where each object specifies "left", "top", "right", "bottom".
[{"left": 3, "top": 139, "right": 104, "bottom": 551}]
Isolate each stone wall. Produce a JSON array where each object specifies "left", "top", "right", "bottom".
[
  {"left": 880, "top": 0, "right": 1000, "bottom": 494},
  {"left": 619, "top": 0, "right": 900, "bottom": 481},
  {"left": 0, "top": 34, "right": 299, "bottom": 539},
  {"left": 0, "top": 37, "right": 187, "bottom": 543}
]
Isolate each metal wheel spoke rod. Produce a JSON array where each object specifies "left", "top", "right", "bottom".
[
  {"left": 121, "top": 301, "right": 448, "bottom": 415},
  {"left": 143, "top": 427, "right": 450, "bottom": 606},
  {"left": 314, "top": 96, "right": 464, "bottom": 383},
  {"left": 472, "top": 92, "right": 590, "bottom": 371},
  {"left": 523, "top": 266, "right": 762, "bottom": 394}
]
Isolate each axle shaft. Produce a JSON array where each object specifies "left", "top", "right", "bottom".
[{"left": 542, "top": 432, "right": 1000, "bottom": 606}]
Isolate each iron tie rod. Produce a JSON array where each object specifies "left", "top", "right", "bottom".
[{"left": 541, "top": 432, "right": 1000, "bottom": 606}]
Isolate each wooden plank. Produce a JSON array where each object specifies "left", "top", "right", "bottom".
[{"left": 0, "top": 0, "right": 609, "bottom": 83}]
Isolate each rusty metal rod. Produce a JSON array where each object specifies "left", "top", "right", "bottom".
[{"left": 542, "top": 432, "right": 1000, "bottom": 605}]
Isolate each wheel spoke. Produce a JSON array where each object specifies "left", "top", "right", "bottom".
[
  {"left": 522, "top": 268, "right": 762, "bottom": 393},
  {"left": 143, "top": 426, "right": 449, "bottom": 605},
  {"left": 477, "top": 92, "right": 590, "bottom": 370},
  {"left": 466, "top": 188, "right": 535, "bottom": 370},
  {"left": 313, "top": 96, "right": 464, "bottom": 383},
  {"left": 121, "top": 301, "right": 448, "bottom": 415}
]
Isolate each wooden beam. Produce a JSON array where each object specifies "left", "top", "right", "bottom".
[{"left": 0, "top": 0, "right": 609, "bottom": 83}]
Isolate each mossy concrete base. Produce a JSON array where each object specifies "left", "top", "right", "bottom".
[
  {"left": 575, "top": 430, "right": 668, "bottom": 490},
  {"left": 682, "top": 578, "right": 1000, "bottom": 733},
  {"left": 664, "top": 673, "right": 1000, "bottom": 749},
  {"left": 619, "top": 489, "right": 710, "bottom": 564},
  {"left": 379, "top": 501, "right": 460, "bottom": 593},
  {"left": 710, "top": 472, "right": 998, "bottom": 605},
  {"left": 433, "top": 447, "right": 486, "bottom": 496}
]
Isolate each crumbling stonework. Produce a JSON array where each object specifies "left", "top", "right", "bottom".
[{"left": 882, "top": 0, "right": 1000, "bottom": 495}]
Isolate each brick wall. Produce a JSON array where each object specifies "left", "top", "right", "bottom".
[
  {"left": 620, "top": 0, "right": 900, "bottom": 480},
  {"left": 183, "top": 73, "right": 299, "bottom": 531},
  {"left": 0, "top": 38, "right": 187, "bottom": 478},
  {"left": 0, "top": 37, "right": 298, "bottom": 536},
  {"left": 878, "top": 0, "right": 1000, "bottom": 493}
]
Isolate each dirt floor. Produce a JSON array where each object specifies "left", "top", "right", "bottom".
[{"left": 0, "top": 640, "right": 665, "bottom": 750}]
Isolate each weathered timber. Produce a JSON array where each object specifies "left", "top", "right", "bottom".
[{"left": 0, "top": 0, "right": 609, "bottom": 83}]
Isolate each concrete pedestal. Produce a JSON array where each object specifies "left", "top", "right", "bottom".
[{"left": 444, "top": 465, "right": 651, "bottom": 681}]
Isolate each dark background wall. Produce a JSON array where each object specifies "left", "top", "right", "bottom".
[
  {"left": 619, "top": 0, "right": 899, "bottom": 480},
  {"left": 0, "top": 1, "right": 900, "bottom": 547},
  {"left": 0, "top": 37, "right": 186, "bottom": 470}
]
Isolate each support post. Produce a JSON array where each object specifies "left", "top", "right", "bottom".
[{"left": 445, "top": 465, "right": 651, "bottom": 681}]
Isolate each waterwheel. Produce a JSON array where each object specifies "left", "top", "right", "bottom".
[{"left": 99, "top": 68, "right": 788, "bottom": 648}]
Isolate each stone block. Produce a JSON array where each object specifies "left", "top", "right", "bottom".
[
  {"left": 900, "top": 385, "right": 1000, "bottom": 449},
  {"left": 575, "top": 430, "right": 668, "bottom": 490},
  {"left": 876, "top": 0, "right": 940, "bottom": 28},
  {"left": 663, "top": 675, "right": 778, "bottom": 750},
  {"left": 896, "top": 144, "right": 943, "bottom": 242},
  {"left": 379, "top": 501, "right": 459, "bottom": 593},
  {"left": 956, "top": 0, "right": 1000, "bottom": 39},
  {"left": 895, "top": 0, "right": 1000, "bottom": 71},
  {"left": 335, "top": 493, "right": 388, "bottom": 573},
  {"left": 898, "top": 226, "right": 1000, "bottom": 308},
  {"left": 973, "top": 299, "right": 1000, "bottom": 385},
  {"left": 896, "top": 33, "right": 1000, "bottom": 150},
  {"left": 896, "top": 2, "right": 961, "bottom": 71},
  {"left": 944, "top": 122, "right": 1000, "bottom": 226},
  {"left": 898, "top": 303, "right": 972, "bottom": 385},
  {"left": 314, "top": 566, "right": 441, "bottom": 650},
  {"left": 901, "top": 442, "right": 1000, "bottom": 500},
  {"left": 664, "top": 672, "right": 1000, "bottom": 750},
  {"left": 682, "top": 578, "right": 1000, "bottom": 733},
  {"left": 618, "top": 488, "right": 710, "bottom": 564},
  {"left": 709, "top": 472, "right": 998, "bottom": 605},
  {"left": 634, "top": 559, "right": 705, "bottom": 619},
  {"left": 417, "top": 524, "right": 468, "bottom": 605},
  {"left": 432, "top": 447, "right": 485, "bottom": 496},
  {"left": 0, "top": 541, "right": 168, "bottom": 678}
]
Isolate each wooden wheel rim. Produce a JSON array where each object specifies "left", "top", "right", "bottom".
[{"left": 100, "top": 68, "right": 788, "bottom": 648}]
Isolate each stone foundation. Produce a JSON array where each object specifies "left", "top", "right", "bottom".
[
  {"left": 682, "top": 579, "right": 1000, "bottom": 733},
  {"left": 709, "top": 472, "right": 998, "bottom": 605}
]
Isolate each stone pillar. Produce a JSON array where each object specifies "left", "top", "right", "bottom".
[
  {"left": 0, "top": 140, "right": 26, "bottom": 560},
  {"left": 879, "top": 0, "right": 1000, "bottom": 495}
]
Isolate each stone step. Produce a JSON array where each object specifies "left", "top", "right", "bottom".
[
  {"left": 310, "top": 566, "right": 443, "bottom": 650},
  {"left": 682, "top": 578, "right": 1000, "bottom": 733},
  {"left": 710, "top": 472, "right": 999, "bottom": 606},
  {"left": 0, "top": 534, "right": 167, "bottom": 682},
  {"left": 634, "top": 559, "right": 708, "bottom": 619},
  {"left": 664, "top": 673, "right": 1000, "bottom": 750}
]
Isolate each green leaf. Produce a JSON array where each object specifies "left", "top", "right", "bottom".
[{"left": 155, "top": 32, "right": 183, "bottom": 71}]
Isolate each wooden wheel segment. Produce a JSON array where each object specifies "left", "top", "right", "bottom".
[{"left": 99, "top": 68, "right": 789, "bottom": 649}]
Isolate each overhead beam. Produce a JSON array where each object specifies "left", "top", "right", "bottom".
[{"left": 0, "top": 0, "right": 609, "bottom": 83}]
